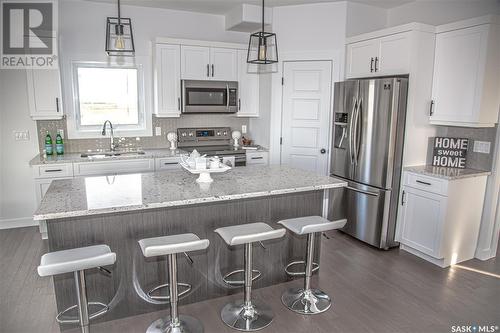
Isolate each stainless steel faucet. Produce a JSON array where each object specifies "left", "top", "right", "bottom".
[{"left": 101, "top": 120, "right": 116, "bottom": 151}]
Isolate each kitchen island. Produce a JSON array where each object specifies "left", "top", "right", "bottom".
[{"left": 34, "top": 165, "right": 346, "bottom": 327}]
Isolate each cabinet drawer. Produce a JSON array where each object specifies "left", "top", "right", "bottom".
[
  {"left": 155, "top": 157, "right": 181, "bottom": 171},
  {"left": 404, "top": 172, "right": 448, "bottom": 196},
  {"left": 246, "top": 152, "right": 269, "bottom": 165},
  {"left": 74, "top": 159, "right": 155, "bottom": 176},
  {"left": 34, "top": 163, "right": 73, "bottom": 179}
]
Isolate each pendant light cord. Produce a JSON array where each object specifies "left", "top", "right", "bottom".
[
  {"left": 117, "top": 0, "right": 121, "bottom": 26},
  {"left": 261, "top": 0, "right": 264, "bottom": 33}
]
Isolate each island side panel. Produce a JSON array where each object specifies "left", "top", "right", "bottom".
[{"left": 47, "top": 190, "right": 324, "bottom": 327}]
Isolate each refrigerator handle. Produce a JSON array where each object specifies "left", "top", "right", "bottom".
[
  {"left": 352, "top": 99, "right": 361, "bottom": 165},
  {"left": 348, "top": 99, "right": 357, "bottom": 165}
]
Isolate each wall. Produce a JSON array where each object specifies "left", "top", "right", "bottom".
[
  {"left": 0, "top": 70, "right": 40, "bottom": 228},
  {"left": 387, "top": 0, "right": 500, "bottom": 27},
  {"left": 346, "top": 1, "right": 388, "bottom": 37}
]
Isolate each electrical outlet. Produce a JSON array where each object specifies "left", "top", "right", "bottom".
[
  {"left": 13, "top": 130, "right": 30, "bottom": 141},
  {"left": 155, "top": 127, "right": 162, "bottom": 136},
  {"left": 57, "top": 129, "right": 64, "bottom": 139},
  {"left": 242, "top": 125, "right": 247, "bottom": 134},
  {"left": 473, "top": 141, "right": 491, "bottom": 154}
]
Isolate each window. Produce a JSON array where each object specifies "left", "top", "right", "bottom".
[{"left": 68, "top": 61, "right": 150, "bottom": 138}]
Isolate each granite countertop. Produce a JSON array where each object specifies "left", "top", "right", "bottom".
[
  {"left": 33, "top": 165, "right": 347, "bottom": 220},
  {"left": 404, "top": 165, "right": 491, "bottom": 180},
  {"left": 29, "top": 148, "right": 187, "bottom": 166}
]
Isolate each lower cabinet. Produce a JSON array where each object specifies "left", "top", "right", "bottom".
[
  {"left": 73, "top": 159, "right": 155, "bottom": 176},
  {"left": 155, "top": 157, "right": 181, "bottom": 171},
  {"left": 396, "top": 171, "right": 487, "bottom": 267},
  {"left": 246, "top": 151, "right": 269, "bottom": 165}
]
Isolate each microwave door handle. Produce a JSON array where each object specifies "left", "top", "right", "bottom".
[{"left": 226, "top": 84, "right": 230, "bottom": 109}]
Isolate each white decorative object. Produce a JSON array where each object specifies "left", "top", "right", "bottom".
[
  {"left": 232, "top": 130, "right": 242, "bottom": 148},
  {"left": 180, "top": 157, "right": 231, "bottom": 183},
  {"left": 167, "top": 131, "right": 178, "bottom": 150}
]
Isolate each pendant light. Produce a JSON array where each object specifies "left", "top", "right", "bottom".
[
  {"left": 105, "top": 0, "right": 135, "bottom": 56},
  {"left": 247, "top": 0, "right": 278, "bottom": 65}
]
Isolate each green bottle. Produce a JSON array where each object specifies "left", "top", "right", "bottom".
[
  {"left": 56, "top": 133, "right": 64, "bottom": 155},
  {"left": 45, "top": 132, "right": 53, "bottom": 156}
]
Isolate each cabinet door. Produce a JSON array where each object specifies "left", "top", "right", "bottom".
[
  {"left": 346, "top": 40, "right": 379, "bottom": 78},
  {"left": 431, "top": 25, "right": 488, "bottom": 124},
  {"left": 27, "top": 69, "right": 63, "bottom": 119},
  {"left": 210, "top": 47, "right": 238, "bottom": 81},
  {"left": 378, "top": 32, "right": 411, "bottom": 75},
  {"left": 181, "top": 45, "right": 211, "bottom": 80},
  {"left": 155, "top": 44, "right": 181, "bottom": 117},
  {"left": 237, "top": 49, "right": 259, "bottom": 117},
  {"left": 400, "top": 186, "right": 447, "bottom": 258}
]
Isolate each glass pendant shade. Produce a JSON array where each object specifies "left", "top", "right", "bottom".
[
  {"left": 247, "top": 31, "right": 278, "bottom": 64},
  {"left": 105, "top": 0, "right": 135, "bottom": 56}
]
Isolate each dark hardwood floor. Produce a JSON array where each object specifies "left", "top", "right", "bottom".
[{"left": 1, "top": 226, "right": 499, "bottom": 333}]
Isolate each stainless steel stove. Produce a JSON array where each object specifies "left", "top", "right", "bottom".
[{"left": 177, "top": 127, "right": 246, "bottom": 167}]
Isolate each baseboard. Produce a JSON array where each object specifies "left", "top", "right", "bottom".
[
  {"left": 0, "top": 217, "right": 38, "bottom": 230},
  {"left": 475, "top": 248, "right": 496, "bottom": 261}
]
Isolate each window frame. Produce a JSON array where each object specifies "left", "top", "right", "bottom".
[{"left": 67, "top": 60, "right": 152, "bottom": 139}]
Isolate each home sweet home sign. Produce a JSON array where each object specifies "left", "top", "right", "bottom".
[{"left": 432, "top": 137, "right": 468, "bottom": 169}]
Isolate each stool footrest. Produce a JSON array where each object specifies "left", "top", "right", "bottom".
[
  {"left": 284, "top": 261, "right": 319, "bottom": 277},
  {"left": 147, "top": 282, "right": 192, "bottom": 300},
  {"left": 56, "top": 302, "right": 109, "bottom": 324},
  {"left": 223, "top": 269, "right": 261, "bottom": 286}
]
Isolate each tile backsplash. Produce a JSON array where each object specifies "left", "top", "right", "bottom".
[
  {"left": 426, "top": 125, "right": 498, "bottom": 171},
  {"left": 36, "top": 115, "right": 249, "bottom": 154}
]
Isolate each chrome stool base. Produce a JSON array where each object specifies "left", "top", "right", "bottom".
[
  {"left": 56, "top": 301, "right": 109, "bottom": 324},
  {"left": 220, "top": 300, "right": 274, "bottom": 331},
  {"left": 146, "top": 315, "right": 204, "bottom": 333},
  {"left": 281, "top": 288, "right": 331, "bottom": 315}
]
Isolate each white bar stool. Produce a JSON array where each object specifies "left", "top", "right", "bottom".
[
  {"left": 215, "top": 222, "right": 286, "bottom": 331},
  {"left": 37, "top": 245, "right": 116, "bottom": 332},
  {"left": 138, "top": 233, "right": 209, "bottom": 333},
  {"left": 278, "top": 216, "right": 347, "bottom": 315}
]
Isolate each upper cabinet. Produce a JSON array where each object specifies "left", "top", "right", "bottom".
[
  {"left": 430, "top": 16, "right": 500, "bottom": 127},
  {"left": 27, "top": 68, "right": 63, "bottom": 120},
  {"left": 181, "top": 45, "right": 238, "bottom": 81},
  {"left": 237, "top": 49, "right": 259, "bottom": 117},
  {"left": 154, "top": 43, "right": 181, "bottom": 118},
  {"left": 346, "top": 30, "right": 413, "bottom": 78}
]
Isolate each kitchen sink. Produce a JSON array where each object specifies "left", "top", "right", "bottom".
[{"left": 80, "top": 150, "right": 146, "bottom": 159}]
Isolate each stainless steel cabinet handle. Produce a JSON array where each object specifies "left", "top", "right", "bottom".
[
  {"left": 238, "top": 98, "right": 241, "bottom": 111},
  {"left": 177, "top": 97, "right": 181, "bottom": 111},
  {"left": 416, "top": 180, "right": 432, "bottom": 186},
  {"left": 164, "top": 162, "right": 178, "bottom": 165},
  {"left": 370, "top": 58, "right": 374, "bottom": 72},
  {"left": 429, "top": 100, "right": 435, "bottom": 116},
  {"left": 401, "top": 190, "right": 406, "bottom": 205},
  {"left": 374, "top": 57, "right": 379, "bottom": 72},
  {"left": 346, "top": 186, "right": 379, "bottom": 197},
  {"left": 56, "top": 97, "right": 60, "bottom": 112},
  {"left": 207, "top": 64, "right": 210, "bottom": 77},
  {"left": 226, "top": 84, "right": 230, "bottom": 109},
  {"left": 45, "top": 169, "right": 63, "bottom": 172},
  {"left": 211, "top": 64, "right": 214, "bottom": 77},
  {"left": 251, "top": 157, "right": 264, "bottom": 160}
]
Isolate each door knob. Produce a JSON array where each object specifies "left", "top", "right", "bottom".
[{"left": 320, "top": 148, "right": 327, "bottom": 154}]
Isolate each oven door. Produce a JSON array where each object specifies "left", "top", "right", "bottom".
[{"left": 182, "top": 80, "right": 238, "bottom": 113}]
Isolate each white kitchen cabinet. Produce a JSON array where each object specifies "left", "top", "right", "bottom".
[
  {"left": 246, "top": 151, "right": 269, "bottom": 165},
  {"left": 27, "top": 68, "right": 63, "bottom": 120},
  {"left": 237, "top": 50, "right": 260, "bottom": 117},
  {"left": 377, "top": 32, "right": 411, "bottom": 75},
  {"left": 154, "top": 44, "right": 181, "bottom": 117},
  {"left": 430, "top": 17, "right": 500, "bottom": 127},
  {"left": 155, "top": 157, "right": 181, "bottom": 171},
  {"left": 211, "top": 48, "right": 238, "bottom": 81},
  {"left": 181, "top": 45, "right": 238, "bottom": 81},
  {"left": 73, "top": 159, "right": 155, "bottom": 176},
  {"left": 396, "top": 171, "right": 488, "bottom": 267},
  {"left": 346, "top": 39, "right": 379, "bottom": 78},
  {"left": 181, "top": 45, "right": 211, "bottom": 80}
]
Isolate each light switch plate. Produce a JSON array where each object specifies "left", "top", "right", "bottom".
[
  {"left": 473, "top": 141, "right": 491, "bottom": 154},
  {"left": 155, "top": 127, "right": 162, "bottom": 136},
  {"left": 242, "top": 125, "right": 247, "bottom": 134},
  {"left": 13, "top": 130, "right": 30, "bottom": 141}
]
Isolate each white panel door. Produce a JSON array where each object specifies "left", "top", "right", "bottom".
[
  {"left": 210, "top": 47, "right": 238, "bottom": 81},
  {"left": 281, "top": 61, "right": 332, "bottom": 175},
  {"left": 181, "top": 45, "right": 211, "bottom": 80},
  {"left": 154, "top": 44, "right": 181, "bottom": 117},
  {"left": 346, "top": 39, "right": 378, "bottom": 78}
]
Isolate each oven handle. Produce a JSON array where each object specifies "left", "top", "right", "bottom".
[{"left": 226, "top": 84, "right": 230, "bottom": 109}]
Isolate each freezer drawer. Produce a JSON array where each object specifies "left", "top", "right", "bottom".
[{"left": 329, "top": 180, "right": 398, "bottom": 249}]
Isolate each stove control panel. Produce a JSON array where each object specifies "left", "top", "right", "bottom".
[{"left": 177, "top": 127, "right": 232, "bottom": 145}]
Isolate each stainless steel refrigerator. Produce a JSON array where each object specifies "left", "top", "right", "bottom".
[{"left": 329, "top": 77, "right": 408, "bottom": 249}]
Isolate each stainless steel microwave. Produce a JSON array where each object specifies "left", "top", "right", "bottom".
[{"left": 181, "top": 80, "right": 238, "bottom": 114}]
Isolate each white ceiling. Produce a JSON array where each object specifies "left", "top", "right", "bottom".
[{"left": 83, "top": 0, "right": 416, "bottom": 15}]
